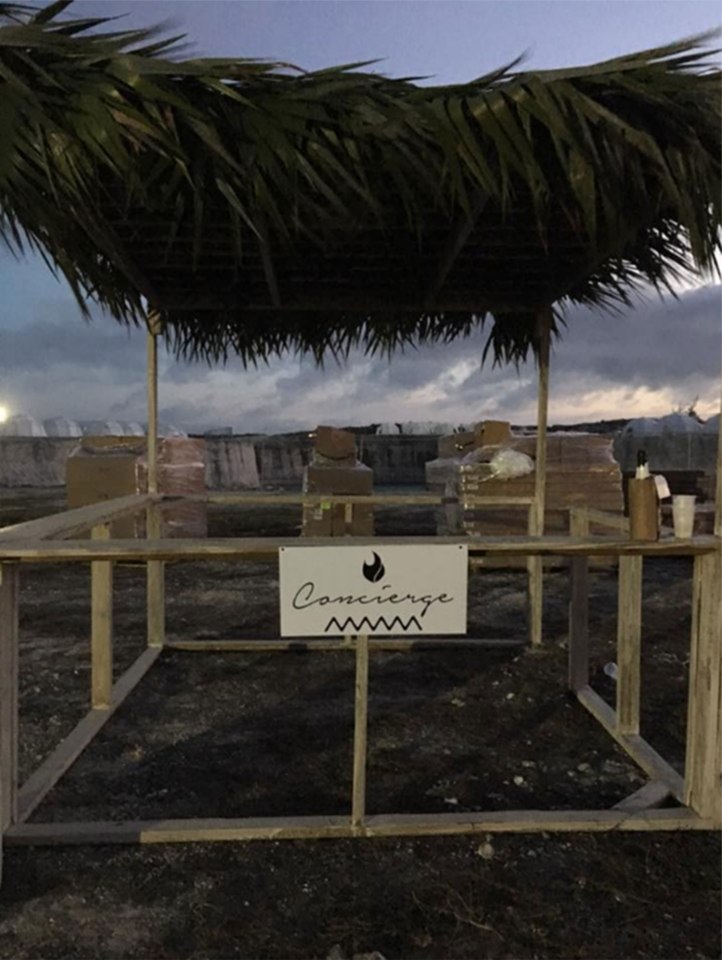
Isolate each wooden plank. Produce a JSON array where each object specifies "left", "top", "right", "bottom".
[
  {"left": 0, "top": 495, "right": 153, "bottom": 542},
  {"left": 352, "top": 635, "right": 369, "bottom": 830},
  {"left": 0, "top": 535, "right": 717, "bottom": 563},
  {"left": 207, "top": 492, "right": 533, "bottom": 507},
  {"left": 568, "top": 557, "right": 589, "bottom": 691},
  {"left": 16, "top": 648, "right": 160, "bottom": 824},
  {"left": 612, "top": 780, "right": 671, "bottom": 813},
  {"left": 165, "top": 637, "right": 526, "bottom": 653},
  {"left": 527, "top": 556, "right": 543, "bottom": 647},
  {"left": 526, "top": 310, "right": 551, "bottom": 648},
  {"left": 714, "top": 402, "right": 722, "bottom": 537},
  {"left": 617, "top": 555, "right": 643, "bottom": 735},
  {"left": 684, "top": 552, "right": 722, "bottom": 822},
  {"left": 0, "top": 564, "right": 19, "bottom": 841},
  {"left": 583, "top": 508, "right": 630, "bottom": 533},
  {"left": 146, "top": 321, "right": 159, "bottom": 495},
  {"left": 90, "top": 525, "right": 113, "bottom": 709},
  {"left": 6, "top": 806, "right": 714, "bottom": 847},
  {"left": 576, "top": 685, "right": 685, "bottom": 801},
  {"left": 146, "top": 505, "right": 165, "bottom": 649},
  {"left": 364, "top": 807, "right": 712, "bottom": 836},
  {"left": 6, "top": 815, "right": 351, "bottom": 846}
]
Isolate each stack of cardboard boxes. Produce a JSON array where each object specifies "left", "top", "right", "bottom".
[
  {"left": 301, "top": 426, "right": 374, "bottom": 536},
  {"left": 66, "top": 436, "right": 207, "bottom": 537},
  {"left": 425, "top": 422, "right": 624, "bottom": 537},
  {"left": 458, "top": 433, "right": 624, "bottom": 536}
]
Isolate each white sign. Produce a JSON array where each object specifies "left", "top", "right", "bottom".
[{"left": 279, "top": 545, "right": 468, "bottom": 637}]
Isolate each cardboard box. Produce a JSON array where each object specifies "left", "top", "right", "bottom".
[
  {"left": 301, "top": 462, "right": 374, "bottom": 537},
  {"left": 66, "top": 437, "right": 208, "bottom": 538},
  {"left": 313, "top": 425, "right": 357, "bottom": 461},
  {"left": 66, "top": 452, "right": 140, "bottom": 537},
  {"left": 437, "top": 431, "right": 477, "bottom": 459},
  {"left": 474, "top": 420, "right": 512, "bottom": 447},
  {"left": 305, "top": 463, "right": 373, "bottom": 495}
]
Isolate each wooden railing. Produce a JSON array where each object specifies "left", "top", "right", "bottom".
[{"left": 0, "top": 493, "right": 718, "bottom": 872}]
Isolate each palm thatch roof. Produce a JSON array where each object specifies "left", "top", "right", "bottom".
[{"left": 1, "top": 0, "right": 720, "bottom": 365}]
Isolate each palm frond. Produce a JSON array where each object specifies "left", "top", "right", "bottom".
[{"left": 0, "top": 1, "right": 719, "bottom": 366}]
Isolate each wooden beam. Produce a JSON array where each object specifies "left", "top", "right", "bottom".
[
  {"left": 527, "top": 307, "right": 552, "bottom": 647},
  {"left": 146, "top": 504, "right": 165, "bottom": 649},
  {"left": 569, "top": 561, "right": 590, "bottom": 691},
  {"left": 684, "top": 551, "right": 722, "bottom": 822},
  {"left": 0, "top": 495, "right": 154, "bottom": 542},
  {"left": 165, "top": 637, "right": 526, "bottom": 653},
  {"left": 6, "top": 806, "right": 714, "bottom": 847},
  {"left": 715, "top": 379, "right": 721, "bottom": 538},
  {"left": 576, "top": 685, "right": 685, "bottom": 801},
  {"left": 0, "top": 563, "right": 19, "bottom": 858},
  {"left": 206, "top": 492, "right": 533, "bottom": 507},
  {"left": 146, "top": 319, "right": 160, "bottom": 495},
  {"left": 616, "top": 555, "right": 643, "bottom": 735},
  {"left": 352, "top": 636, "right": 369, "bottom": 830},
  {"left": 612, "top": 780, "right": 671, "bottom": 813},
  {"left": 0, "top": 535, "right": 717, "bottom": 563},
  {"left": 17, "top": 648, "right": 160, "bottom": 825},
  {"left": 90, "top": 525, "right": 113, "bottom": 709}
]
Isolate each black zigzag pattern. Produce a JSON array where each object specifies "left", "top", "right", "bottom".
[{"left": 324, "top": 614, "right": 422, "bottom": 634}]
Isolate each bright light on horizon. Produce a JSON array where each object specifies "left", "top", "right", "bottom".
[{"left": 0, "top": 406, "right": 8, "bottom": 424}]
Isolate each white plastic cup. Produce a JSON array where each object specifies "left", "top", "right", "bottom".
[{"left": 672, "top": 494, "right": 696, "bottom": 539}]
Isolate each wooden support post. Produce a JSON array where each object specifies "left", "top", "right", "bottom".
[
  {"left": 684, "top": 551, "right": 722, "bottom": 823},
  {"left": 146, "top": 313, "right": 165, "bottom": 648},
  {"left": 352, "top": 635, "right": 369, "bottom": 831},
  {"left": 527, "top": 306, "right": 552, "bottom": 646},
  {"left": 715, "top": 381, "right": 721, "bottom": 539},
  {"left": 90, "top": 524, "right": 113, "bottom": 709},
  {"left": 617, "top": 555, "right": 643, "bottom": 735},
  {"left": 146, "top": 504, "right": 165, "bottom": 649},
  {"left": 568, "top": 507, "right": 591, "bottom": 691},
  {"left": 146, "top": 315, "right": 160, "bottom": 496},
  {"left": 0, "top": 563, "right": 19, "bottom": 864}
]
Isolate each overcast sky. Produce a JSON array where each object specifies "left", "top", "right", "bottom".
[{"left": 1, "top": 0, "right": 720, "bottom": 432}]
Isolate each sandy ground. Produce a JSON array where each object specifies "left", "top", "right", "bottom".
[{"left": 0, "top": 490, "right": 719, "bottom": 960}]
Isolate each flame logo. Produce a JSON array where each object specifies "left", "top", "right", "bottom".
[{"left": 362, "top": 551, "right": 385, "bottom": 583}]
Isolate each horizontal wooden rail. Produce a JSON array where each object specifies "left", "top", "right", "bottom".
[
  {"left": 205, "top": 492, "right": 534, "bottom": 508},
  {"left": 0, "top": 535, "right": 717, "bottom": 563},
  {"left": 0, "top": 495, "right": 155, "bottom": 542},
  {"left": 166, "top": 637, "right": 525, "bottom": 653},
  {"left": 6, "top": 806, "right": 713, "bottom": 847}
]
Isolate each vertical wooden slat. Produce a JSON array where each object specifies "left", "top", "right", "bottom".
[
  {"left": 684, "top": 552, "right": 722, "bottom": 822},
  {"left": 352, "top": 635, "right": 369, "bottom": 830},
  {"left": 714, "top": 383, "right": 721, "bottom": 538},
  {"left": 0, "top": 562, "right": 19, "bottom": 885},
  {"left": 616, "top": 555, "right": 643, "bottom": 735},
  {"left": 146, "top": 314, "right": 165, "bottom": 648},
  {"left": 90, "top": 524, "right": 113, "bottom": 709},
  {"left": 146, "top": 317, "right": 160, "bottom": 496},
  {"left": 568, "top": 508, "right": 590, "bottom": 691},
  {"left": 527, "top": 306, "right": 551, "bottom": 647},
  {"left": 146, "top": 505, "right": 165, "bottom": 649},
  {"left": 0, "top": 563, "right": 19, "bottom": 839}
]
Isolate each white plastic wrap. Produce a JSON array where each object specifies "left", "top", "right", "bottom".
[{"left": 486, "top": 448, "right": 535, "bottom": 480}]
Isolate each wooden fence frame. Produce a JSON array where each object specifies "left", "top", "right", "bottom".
[{"left": 0, "top": 493, "right": 719, "bottom": 883}]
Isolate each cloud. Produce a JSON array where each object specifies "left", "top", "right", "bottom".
[{"left": 0, "top": 283, "right": 719, "bottom": 431}]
